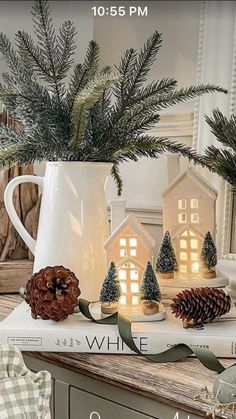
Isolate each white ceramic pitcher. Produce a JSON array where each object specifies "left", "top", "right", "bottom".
[{"left": 4, "top": 161, "right": 112, "bottom": 301}]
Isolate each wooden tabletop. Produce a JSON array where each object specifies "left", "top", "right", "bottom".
[{"left": 0, "top": 294, "right": 235, "bottom": 418}]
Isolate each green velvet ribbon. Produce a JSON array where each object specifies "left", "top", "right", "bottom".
[{"left": 78, "top": 298, "right": 225, "bottom": 373}]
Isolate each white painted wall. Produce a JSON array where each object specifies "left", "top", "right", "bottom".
[
  {"left": 94, "top": 0, "right": 201, "bottom": 207},
  {"left": 0, "top": 1, "right": 94, "bottom": 75},
  {"left": 94, "top": 1, "right": 200, "bottom": 107}
]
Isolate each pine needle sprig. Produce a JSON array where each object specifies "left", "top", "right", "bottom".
[
  {"left": 205, "top": 109, "right": 236, "bottom": 149},
  {"left": 133, "top": 78, "right": 177, "bottom": 103},
  {"left": 112, "top": 31, "right": 162, "bottom": 119},
  {"left": 111, "top": 164, "right": 123, "bottom": 196},
  {"left": 71, "top": 72, "right": 120, "bottom": 150},
  {"left": 31, "top": 0, "right": 66, "bottom": 101},
  {"left": 57, "top": 21, "right": 77, "bottom": 80},
  {"left": 126, "top": 31, "right": 162, "bottom": 97},
  {"left": 111, "top": 136, "right": 207, "bottom": 166},
  {"left": 204, "top": 109, "right": 236, "bottom": 190},
  {"left": 15, "top": 30, "right": 51, "bottom": 80},
  {"left": 67, "top": 41, "right": 100, "bottom": 112},
  {"left": 118, "top": 85, "right": 228, "bottom": 128},
  {"left": 0, "top": 34, "right": 21, "bottom": 76}
]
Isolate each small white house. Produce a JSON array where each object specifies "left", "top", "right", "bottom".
[
  {"left": 105, "top": 202, "right": 155, "bottom": 306},
  {"left": 162, "top": 168, "right": 217, "bottom": 275}
]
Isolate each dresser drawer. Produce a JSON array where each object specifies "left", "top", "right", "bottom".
[{"left": 70, "top": 387, "right": 155, "bottom": 419}]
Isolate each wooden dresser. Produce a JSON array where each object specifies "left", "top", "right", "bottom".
[{"left": 0, "top": 295, "right": 234, "bottom": 419}]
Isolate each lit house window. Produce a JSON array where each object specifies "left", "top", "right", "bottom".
[
  {"left": 132, "top": 296, "right": 139, "bottom": 305},
  {"left": 120, "top": 282, "right": 127, "bottom": 293},
  {"left": 120, "top": 249, "right": 127, "bottom": 257},
  {"left": 130, "top": 270, "right": 139, "bottom": 280},
  {"left": 190, "top": 239, "right": 198, "bottom": 249},
  {"left": 191, "top": 199, "right": 198, "bottom": 209},
  {"left": 131, "top": 283, "right": 139, "bottom": 293},
  {"left": 191, "top": 253, "right": 198, "bottom": 261},
  {"left": 178, "top": 199, "right": 187, "bottom": 209},
  {"left": 178, "top": 213, "right": 187, "bottom": 223},
  {"left": 119, "top": 270, "right": 127, "bottom": 280},
  {"left": 129, "top": 238, "right": 137, "bottom": 247},
  {"left": 180, "top": 252, "right": 187, "bottom": 261},
  {"left": 130, "top": 249, "right": 137, "bottom": 257},
  {"left": 180, "top": 240, "right": 187, "bottom": 249},
  {"left": 191, "top": 213, "right": 199, "bottom": 223},
  {"left": 191, "top": 262, "right": 199, "bottom": 273},
  {"left": 120, "top": 296, "right": 126, "bottom": 305},
  {"left": 119, "top": 238, "right": 126, "bottom": 246},
  {"left": 180, "top": 264, "right": 187, "bottom": 273}
]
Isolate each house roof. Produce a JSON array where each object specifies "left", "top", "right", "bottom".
[
  {"left": 104, "top": 214, "right": 155, "bottom": 249},
  {"left": 172, "top": 224, "right": 204, "bottom": 239},
  {"left": 162, "top": 167, "right": 218, "bottom": 200},
  {"left": 116, "top": 257, "right": 145, "bottom": 270}
]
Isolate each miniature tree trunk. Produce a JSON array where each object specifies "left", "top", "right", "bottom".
[
  {"left": 156, "top": 231, "right": 178, "bottom": 279},
  {"left": 100, "top": 261, "right": 121, "bottom": 314},
  {"left": 140, "top": 261, "right": 161, "bottom": 315},
  {"left": 200, "top": 231, "right": 217, "bottom": 279}
]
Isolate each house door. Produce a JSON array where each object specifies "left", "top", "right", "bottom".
[
  {"left": 177, "top": 230, "right": 201, "bottom": 275},
  {"left": 118, "top": 262, "right": 140, "bottom": 306}
]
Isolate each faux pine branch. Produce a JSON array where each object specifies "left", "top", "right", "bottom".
[
  {"left": 0, "top": 0, "right": 228, "bottom": 194},
  {"left": 71, "top": 72, "right": 120, "bottom": 150},
  {"left": 204, "top": 109, "right": 236, "bottom": 189}
]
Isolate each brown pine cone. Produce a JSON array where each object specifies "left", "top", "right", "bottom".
[
  {"left": 25, "top": 266, "right": 81, "bottom": 321},
  {"left": 171, "top": 287, "right": 231, "bottom": 324}
]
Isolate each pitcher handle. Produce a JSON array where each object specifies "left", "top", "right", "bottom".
[{"left": 4, "top": 175, "right": 44, "bottom": 255}]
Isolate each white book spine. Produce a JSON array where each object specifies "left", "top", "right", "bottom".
[{"left": 1, "top": 329, "right": 236, "bottom": 357}]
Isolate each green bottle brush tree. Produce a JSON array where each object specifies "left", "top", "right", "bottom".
[
  {"left": 200, "top": 231, "right": 217, "bottom": 279},
  {"left": 156, "top": 231, "right": 178, "bottom": 279},
  {"left": 0, "top": 0, "right": 227, "bottom": 195},
  {"left": 140, "top": 261, "right": 162, "bottom": 315},
  {"left": 100, "top": 261, "right": 121, "bottom": 314}
]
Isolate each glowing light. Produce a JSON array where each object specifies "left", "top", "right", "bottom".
[
  {"left": 120, "top": 282, "right": 127, "bottom": 293},
  {"left": 190, "top": 239, "right": 198, "bottom": 249},
  {"left": 129, "top": 238, "right": 137, "bottom": 247},
  {"left": 180, "top": 264, "right": 187, "bottom": 273},
  {"left": 119, "top": 238, "right": 126, "bottom": 246},
  {"left": 132, "top": 296, "right": 139, "bottom": 305},
  {"left": 131, "top": 283, "right": 139, "bottom": 293},
  {"left": 191, "top": 262, "right": 199, "bottom": 273},
  {"left": 119, "top": 269, "right": 126, "bottom": 280},
  {"left": 180, "top": 240, "right": 187, "bottom": 249},
  {"left": 120, "top": 249, "right": 127, "bottom": 257},
  {"left": 120, "top": 296, "right": 126, "bottom": 305},
  {"left": 130, "top": 270, "right": 139, "bottom": 280}
]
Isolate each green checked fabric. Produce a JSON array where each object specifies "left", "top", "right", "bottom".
[{"left": 0, "top": 345, "right": 51, "bottom": 419}]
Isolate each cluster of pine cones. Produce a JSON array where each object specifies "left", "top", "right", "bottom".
[
  {"left": 25, "top": 266, "right": 80, "bottom": 321},
  {"left": 25, "top": 266, "right": 232, "bottom": 325}
]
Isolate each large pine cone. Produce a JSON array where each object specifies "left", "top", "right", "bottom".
[
  {"left": 171, "top": 287, "right": 231, "bottom": 324},
  {"left": 25, "top": 266, "right": 81, "bottom": 321}
]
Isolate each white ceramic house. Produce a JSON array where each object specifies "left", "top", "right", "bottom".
[
  {"left": 162, "top": 168, "right": 217, "bottom": 276},
  {"left": 105, "top": 203, "right": 155, "bottom": 306}
]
